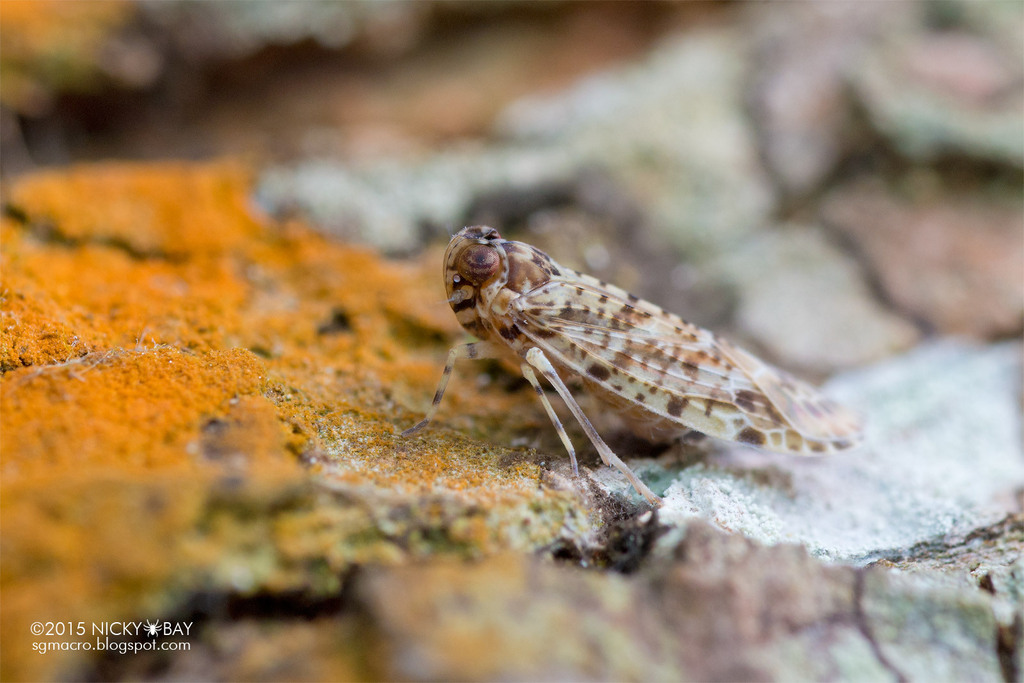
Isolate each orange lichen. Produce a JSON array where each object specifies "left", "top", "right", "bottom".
[
  {"left": 1, "top": 346, "right": 269, "bottom": 479},
  {"left": 0, "top": 161, "right": 586, "bottom": 681},
  {"left": 6, "top": 162, "right": 264, "bottom": 256}
]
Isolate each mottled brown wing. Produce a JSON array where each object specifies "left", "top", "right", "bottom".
[
  {"left": 513, "top": 277, "right": 863, "bottom": 453},
  {"left": 716, "top": 340, "right": 863, "bottom": 445}
]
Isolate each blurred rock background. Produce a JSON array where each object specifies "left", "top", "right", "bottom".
[{"left": 1, "top": 1, "right": 1021, "bottom": 681}]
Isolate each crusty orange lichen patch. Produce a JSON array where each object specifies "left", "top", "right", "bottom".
[
  {"left": 6, "top": 161, "right": 263, "bottom": 256},
  {"left": 0, "top": 346, "right": 275, "bottom": 480},
  {"left": 1, "top": 161, "right": 542, "bottom": 465},
  {"left": 0, "top": 240, "right": 250, "bottom": 369},
  {"left": 315, "top": 411, "right": 547, "bottom": 499},
  {"left": 1, "top": 161, "right": 594, "bottom": 681}
]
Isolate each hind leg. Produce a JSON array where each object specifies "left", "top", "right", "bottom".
[{"left": 525, "top": 348, "right": 661, "bottom": 506}]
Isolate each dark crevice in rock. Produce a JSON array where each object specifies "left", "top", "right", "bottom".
[
  {"left": 3, "top": 202, "right": 30, "bottom": 224},
  {"left": 2, "top": 204, "right": 179, "bottom": 261},
  {"left": 81, "top": 568, "right": 359, "bottom": 682},
  {"left": 854, "top": 569, "right": 909, "bottom": 683},
  {"left": 996, "top": 611, "right": 1022, "bottom": 683},
  {"left": 818, "top": 214, "right": 937, "bottom": 338},
  {"left": 316, "top": 307, "right": 353, "bottom": 335},
  {"left": 383, "top": 309, "right": 448, "bottom": 349},
  {"left": 597, "top": 507, "right": 666, "bottom": 573},
  {"left": 867, "top": 513, "right": 1024, "bottom": 571},
  {"left": 464, "top": 178, "right": 581, "bottom": 229},
  {"left": 179, "top": 584, "right": 351, "bottom": 623},
  {"left": 543, "top": 475, "right": 665, "bottom": 573}
]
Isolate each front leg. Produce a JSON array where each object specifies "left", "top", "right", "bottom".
[{"left": 401, "top": 341, "right": 502, "bottom": 437}]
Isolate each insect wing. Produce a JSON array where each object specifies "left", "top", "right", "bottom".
[
  {"left": 717, "top": 340, "right": 863, "bottom": 447},
  {"left": 516, "top": 280, "right": 736, "bottom": 391},
  {"left": 513, "top": 277, "right": 862, "bottom": 452}
]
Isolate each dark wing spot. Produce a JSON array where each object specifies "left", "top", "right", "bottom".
[
  {"left": 634, "top": 392, "right": 646, "bottom": 403},
  {"left": 587, "top": 364, "right": 611, "bottom": 381},
  {"left": 499, "top": 325, "right": 521, "bottom": 341},
  {"left": 681, "top": 361, "right": 700, "bottom": 379},
  {"left": 737, "top": 427, "right": 766, "bottom": 445},
  {"left": 667, "top": 396, "right": 687, "bottom": 417},
  {"left": 734, "top": 389, "right": 763, "bottom": 413}
]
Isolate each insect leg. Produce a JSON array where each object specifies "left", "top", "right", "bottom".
[
  {"left": 520, "top": 364, "right": 580, "bottom": 476},
  {"left": 525, "top": 347, "right": 661, "bottom": 506},
  {"left": 401, "top": 341, "right": 502, "bottom": 437}
]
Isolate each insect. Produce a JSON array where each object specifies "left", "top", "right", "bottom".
[{"left": 403, "top": 226, "right": 863, "bottom": 506}]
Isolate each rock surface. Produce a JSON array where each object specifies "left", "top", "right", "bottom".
[
  {"left": 4, "top": 161, "right": 1020, "bottom": 683},
  {"left": 851, "top": 25, "right": 1024, "bottom": 167},
  {"left": 709, "top": 225, "right": 920, "bottom": 373},
  {"left": 259, "top": 28, "right": 775, "bottom": 260},
  {"left": 2, "top": 2, "right": 1022, "bottom": 681},
  {"left": 823, "top": 179, "right": 1023, "bottom": 339}
]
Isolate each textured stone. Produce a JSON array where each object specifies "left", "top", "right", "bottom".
[
  {"left": 823, "top": 180, "right": 1023, "bottom": 339},
  {"left": 353, "top": 522, "right": 1008, "bottom": 682},
  {"left": 852, "top": 27, "right": 1024, "bottom": 167},
  {"left": 497, "top": 30, "right": 775, "bottom": 259},
  {"left": 259, "top": 29, "right": 775, "bottom": 258},
  {"left": 358, "top": 554, "right": 678, "bottom": 681},
  {"left": 4, "top": 3, "right": 1024, "bottom": 677},
  {"left": 256, "top": 148, "right": 580, "bottom": 253},
  {"left": 708, "top": 224, "right": 920, "bottom": 374},
  {"left": 746, "top": 2, "right": 909, "bottom": 196},
  {"left": 860, "top": 569, "right": 1007, "bottom": 682},
  {"left": 139, "top": 0, "right": 431, "bottom": 59}
]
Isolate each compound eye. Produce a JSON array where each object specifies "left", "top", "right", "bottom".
[{"left": 457, "top": 244, "right": 500, "bottom": 285}]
